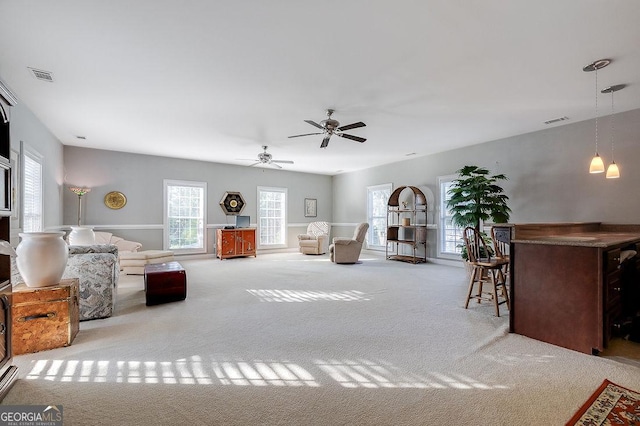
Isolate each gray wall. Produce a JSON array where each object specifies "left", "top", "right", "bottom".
[
  {"left": 63, "top": 146, "right": 333, "bottom": 252},
  {"left": 9, "top": 101, "right": 64, "bottom": 238},
  {"left": 333, "top": 108, "right": 640, "bottom": 259},
  {"left": 9, "top": 91, "right": 640, "bottom": 261}
]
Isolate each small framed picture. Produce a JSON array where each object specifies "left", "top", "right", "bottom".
[{"left": 304, "top": 198, "right": 317, "bottom": 217}]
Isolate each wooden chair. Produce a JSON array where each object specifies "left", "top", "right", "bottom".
[
  {"left": 463, "top": 227, "right": 510, "bottom": 317},
  {"left": 491, "top": 226, "right": 510, "bottom": 286}
]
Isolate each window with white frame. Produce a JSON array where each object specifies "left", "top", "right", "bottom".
[
  {"left": 438, "top": 175, "right": 463, "bottom": 257},
  {"left": 22, "top": 146, "right": 43, "bottom": 232},
  {"left": 367, "top": 183, "right": 392, "bottom": 250},
  {"left": 164, "top": 179, "right": 207, "bottom": 254},
  {"left": 258, "top": 186, "right": 287, "bottom": 249}
]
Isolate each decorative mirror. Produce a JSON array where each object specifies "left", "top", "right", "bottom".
[{"left": 220, "top": 191, "right": 245, "bottom": 215}]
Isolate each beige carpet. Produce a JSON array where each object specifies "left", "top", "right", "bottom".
[{"left": 2, "top": 251, "right": 640, "bottom": 425}]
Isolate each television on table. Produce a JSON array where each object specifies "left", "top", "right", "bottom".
[{"left": 235, "top": 215, "right": 250, "bottom": 228}]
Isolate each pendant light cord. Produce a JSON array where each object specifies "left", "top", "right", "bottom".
[
  {"left": 610, "top": 89, "right": 615, "bottom": 161},
  {"left": 594, "top": 67, "right": 599, "bottom": 154}
]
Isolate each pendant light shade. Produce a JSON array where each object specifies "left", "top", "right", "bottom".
[
  {"left": 589, "top": 154, "right": 605, "bottom": 173},
  {"left": 583, "top": 59, "right": 611, "bottom": 174},
  {"left": 606, "top": 161, "right": 620, "bottom": 179}
]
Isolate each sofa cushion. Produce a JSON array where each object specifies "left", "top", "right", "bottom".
[{"left": 120, "top": 250, "right": 174, "bottom": 261}]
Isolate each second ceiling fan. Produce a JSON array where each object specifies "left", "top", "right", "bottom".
[{"left": 288, "top": 109, "right": 366, "bottom": 148}]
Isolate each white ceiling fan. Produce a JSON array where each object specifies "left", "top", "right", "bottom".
[{"left": 240, "top": 146, "right": 294, "bottom": 169}]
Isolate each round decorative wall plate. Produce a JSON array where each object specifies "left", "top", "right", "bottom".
[
  {"left": 220, "top": 191, "right": 245, "bottom": 215},
  {"left": 104, "top": 191, "right": 127, "bottom": 209}
]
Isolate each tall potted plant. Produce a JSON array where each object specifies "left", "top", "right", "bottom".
[{"left": 446, "top": 165, "right": 511, "bottom": 261}]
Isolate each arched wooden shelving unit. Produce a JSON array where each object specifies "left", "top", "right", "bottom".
[{"left": 386, "top": 186, "right": 427, "bottom": 264}]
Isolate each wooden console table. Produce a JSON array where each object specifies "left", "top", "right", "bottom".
[
  {"left": 216, "top": 228, "right": 256, "bottom": 259},
  {"left": 493, "top": 223, "right": 640, "bottom": 355}
]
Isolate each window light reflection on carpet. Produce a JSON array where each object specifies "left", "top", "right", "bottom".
[
  {"left": 246, "top": 289, "right": 370, "bottom": 302},
  {"left": 23, "top": 356, "right": 509, "bottom": 390}
]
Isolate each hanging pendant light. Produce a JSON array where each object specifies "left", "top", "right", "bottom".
[
  {"left": 602, "top": 84, "right": 625, "bottom": 179},
  {"left": 583, "top": 59, "right": 611, "bottom": 174}
]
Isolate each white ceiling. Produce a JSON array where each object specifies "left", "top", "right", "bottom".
[{"left": 1, "top": 1, "right": 639, "bottom": 175}]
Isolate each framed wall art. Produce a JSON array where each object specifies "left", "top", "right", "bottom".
[
  {"left": 220, "top": 191, "right": 246, "bottom": 215},
  {"left": 304, "top": 198, "right": 317, "bottom": 217},
  {"left": 104, "top": 191, "right": 127, "bottom": 209}
]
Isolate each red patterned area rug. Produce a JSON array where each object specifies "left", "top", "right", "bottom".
[{"left": 566, "top": 379, "right": 640, "bottom": 425}]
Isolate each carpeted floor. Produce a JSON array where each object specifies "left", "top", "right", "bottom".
[{"left": 2, "top": 251, "right": 640, "bottom": 425}]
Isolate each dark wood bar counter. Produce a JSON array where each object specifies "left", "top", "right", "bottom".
[{"left": 493, "top": 223, "right": 640, "bottom": 355}]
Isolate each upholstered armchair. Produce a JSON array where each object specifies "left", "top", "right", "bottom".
[
  {"left": 329, "top": 222, "right": 369, "bottom": 264},
  {"left": 298, "top": 221, "right": 331, "bottom": 255},
  {"left": 62, "top": 245, "right": 119, "bottom": 321}
]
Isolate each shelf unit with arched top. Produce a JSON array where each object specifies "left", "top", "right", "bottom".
[{"left": 386, "top": 185, "right": 427, "bottom": 264}]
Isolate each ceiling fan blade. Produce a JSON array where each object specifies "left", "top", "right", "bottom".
[
  {"left": 304, "top": 120, "right": 324, "bottom": 130},
  {"left": 288, "top": 132, "right": 323, "bottom": 139},
  {"left": 249, "top": 162, "right": 261, "bottom": 167},
  {"left": 271, "top": 162, "right": 283, "bottom": 169},
  {"left": 320, "top": 135, "right": 331, "bottom": 148},
  {"left": 339, "top": 133, "right": 366, "bottom": 143},
  {"left": 272, "top": 160, "right": 294, "bottom": 164},
  {"left": 337, "top": 121, "right": 366, "bottom": 132}
]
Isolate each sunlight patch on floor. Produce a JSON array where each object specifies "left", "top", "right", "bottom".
[
  {"left": 23, "top": 356, "right": 320, "bottom": 387},
  {"left": 22, "top": 355, "right": 508, "bottom": 390},
  {"left": 483, "top": 353, "right": 556, "bottom": 366},
  {"left": 246, "top": 289, "right": 370, "bottom": 302},
  {"left": 314, "top": 359, "right": 509, "bottom": 390}
]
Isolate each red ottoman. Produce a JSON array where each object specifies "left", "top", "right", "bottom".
[{"left": 144, "top": 261, "right": 187, "bottom": 306}]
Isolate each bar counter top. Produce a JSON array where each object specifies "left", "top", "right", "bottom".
[{"left": 512, "top": 231, "right": 640, "bottom": 248}]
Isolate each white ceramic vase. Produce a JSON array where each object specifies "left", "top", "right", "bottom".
[
  {"left": 68, "top": 226, "right": 96, "bottom": 246},
  {"left": 16, "top": 232, "right": 69, "bottom": 288}
]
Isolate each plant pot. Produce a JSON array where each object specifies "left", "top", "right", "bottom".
[
  {"left": 16, "top": 232, "right": 69, "bottom": 288},
  {"left": 68, "top": 226, "right": 96, "bottom": 246}
]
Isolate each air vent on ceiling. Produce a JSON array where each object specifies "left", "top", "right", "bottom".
[
  {"left": 28, "top": 68, "right": 54, "bottom": 82},
  {"left": 543, "top": 116, "right": 569, "bottom": 125}
]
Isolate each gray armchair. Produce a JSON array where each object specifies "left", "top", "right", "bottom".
[
  {"left": 329, "top": 223, "right": 369, "bottom": 264},
  {"left": 297, "top": 221, "right": 330, "bottom": 255},
  {"left": 62, "top": 245, "right": 119, "bottom": 321}
]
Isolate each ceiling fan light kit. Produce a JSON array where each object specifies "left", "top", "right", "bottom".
[{"left": 289, "top": 109, "right": 367, "bottom": 148}]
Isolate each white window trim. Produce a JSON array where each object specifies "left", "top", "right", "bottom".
[
  {"left": 366, "top": 183, "right": 392, "bottom": 251},
  {"left": 257, "top": 186, "right": 287, "bottom": 250},
  {"left": 163, "top": 179, "right": 207, "bottom": 255},
  {"left": 437, "top": 174, "right": 463, "bottom": 260},
  {"left": 21, "top": 142, "right": 43, "bottom": 233}
]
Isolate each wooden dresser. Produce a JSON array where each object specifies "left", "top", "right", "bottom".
[
  {"left": 493, "top": 223, "right": 640, "bottom": 355},
  {"left": 216, "top": 228, "right": 257, "bottom": 259}
]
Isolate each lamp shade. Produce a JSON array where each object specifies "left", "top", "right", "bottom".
[
  {"left": 589, "top": 154, "right": 605, "bottom": 173},
  {"left": 606, "top": 162, "right": 620, "bottom": 179}
]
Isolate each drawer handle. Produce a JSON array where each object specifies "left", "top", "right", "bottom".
[
  {"left": 613, "top": 287, "right": 622, "bottom": 292},
  {"left": 17, "top": 312, "right": 57, "bottom": 322}
]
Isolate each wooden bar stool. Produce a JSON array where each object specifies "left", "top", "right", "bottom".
[
  {"left": 463, "top": 227, "right": 510, "bottom": 317},
  {"left": 491, "top": 226, "right": 510, "bottom": 288}
]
